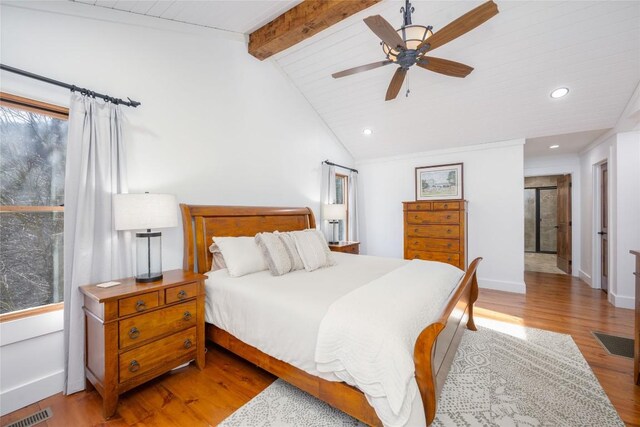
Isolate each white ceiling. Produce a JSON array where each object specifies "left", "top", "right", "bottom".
[
  {"left": 72, "top": 0, "right": 301, "bottom": 34},
  {"left": 72, "top": 1, "right": 640, "bottom": 161},
  {"left": 524, "top": 128, "right": 610, "bottom": 158}
]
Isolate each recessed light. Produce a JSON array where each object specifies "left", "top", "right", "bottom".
[
  {"left": 362, "top": 128, "right": 373, "bottom": 136},
  {"left": 549, "top": 144, "right": 560, "bottom": 149},
  {"left": 550, "top": 87, "right": 569, "bottom": 99}
]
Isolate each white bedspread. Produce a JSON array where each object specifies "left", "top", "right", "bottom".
[{"left": 315, "top": 260, "right": 464, "bottom": 427}]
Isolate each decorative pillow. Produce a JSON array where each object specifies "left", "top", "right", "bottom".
[
  {"left": 290, "top": 229, "right": 335, "bottom": 272},
  {"left": 212, "top": 236, "right": 267, "bottom": 277},
  {"left": 255, "top": 232, "right": 292, "bottom": 276},
  {"left": 276, "top": 231, "right": 305, "bottom": 271},
  {"left": 208, "top": 242, "right": 227, "bottom": 271}
]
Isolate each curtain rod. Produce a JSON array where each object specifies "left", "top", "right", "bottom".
[
  {"left": 0, "top": 64, "right": 141, "bottom": 108},
  {"left": 323, "top": 160, "right": 358, "bottom": 174}
]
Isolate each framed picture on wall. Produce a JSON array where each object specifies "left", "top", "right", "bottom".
[{"left": 415, "top": 163, "right": 464, "bottom": 201}]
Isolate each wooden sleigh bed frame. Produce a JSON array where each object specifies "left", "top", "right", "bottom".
[{"left": 180, "top": 204, "right": 481, "bottom": 426}]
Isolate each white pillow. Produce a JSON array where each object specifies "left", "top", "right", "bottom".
[
  {"left": 255, "top": 232, "right": 292, "bottom": 276},
  {"left": 276, "top": 231, "right": 304, "bottom": 271},
  {"left": 208, "top": 242, "right": 227, "bottom": 271},
  {"left": 290, "top": 229, "right": 335, "bottom": 272},
  {"left": 212, "top": 236, "right": 267, "bottom": 277}
]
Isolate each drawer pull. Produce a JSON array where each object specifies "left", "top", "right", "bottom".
[
  {"left": 414, "top": 255, "right": 419, "bottom": 259},
  {"left": 135, "top": 300, "right": 147, "bottom": 312},
  {"left": 177, "top": 290, "right": 188, "bottom": 300},
  {"left": 443, "top": 204, "right": 448, "bottom": 209},
  {"left": 183, "top": 311, "right": 192, "bottom": 321},
  {"left": 183, "top": 339, "right": 192, "bottom": 349},
  {"left": 446, "top": 215, "right": 451, "bottom": 219},
  {"left": 128, "top": 327, "right": 140, "bottom": 339},
  {"left": 447, "top": 229, "right": 452, "bottom": 234},
  {"left": 447, "top": 257, "right": 452, "bottom": 262},
  {"left": 447, "top": 243, "right": 452, "bottom": 248},
  {"left": 414, "top": 228, "right": 419, "bottom": 233},
  {"left": 129, "top": 360, "right": 140, "bottom": 372}
]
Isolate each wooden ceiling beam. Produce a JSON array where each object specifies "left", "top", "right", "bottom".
[{"left": 249, "top": 0, "right": 381, "bottom": 61}]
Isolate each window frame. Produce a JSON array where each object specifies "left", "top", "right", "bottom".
[
  {"left": 336, "top": 173, "right": 349, "bottom": 241},
  {"left": 0, "top": 92, "right": 68, "bottom": 322}
]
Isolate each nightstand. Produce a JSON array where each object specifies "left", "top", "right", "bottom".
[
  {"left": 328, "top": 241, "right": 360, "bottom": 254},
  {"left": 79, "top": 269, "right": 207, "bottom": 418}
]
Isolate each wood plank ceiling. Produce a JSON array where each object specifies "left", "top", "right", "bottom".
[{"left": 73, "top": 1, "right": 640, "bottom": 160}]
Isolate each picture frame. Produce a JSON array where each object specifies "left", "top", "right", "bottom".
[{"left": 415, "top": 163, "right": 464, "bottom": 201}]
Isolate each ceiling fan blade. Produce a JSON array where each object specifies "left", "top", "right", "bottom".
[
  {"left": 385, "top": 68, "right": 407, "bottom": 101},
  {"left": 364, "top": 15, "right": 406, "bottom": 50},
  {"left": 332, "top": 60, "right": 393, "bottom": 79},
  {"left": 417, "top": 57, "right": 474, "bottom": 78},
  {"left": 416, "top": 0, "right": 498, "bottom": 53}
]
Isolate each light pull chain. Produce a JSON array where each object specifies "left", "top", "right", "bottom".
[{"left": 406, "top": 70, "right": 411, "bottom": 98}]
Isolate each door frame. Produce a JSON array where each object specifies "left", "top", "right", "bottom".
[{"left": 591, "top": 159, "right": 610, "bottom": 291}]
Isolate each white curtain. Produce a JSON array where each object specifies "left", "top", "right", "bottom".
[
  {"left": 348, "top": 170, "right": 359, "bottom": 242},
  {"left": 63, "top": 94, "right": 132, "bottom": 394},
  {"left": 320, "top": 163, "right": 336, "bottom": 240}
]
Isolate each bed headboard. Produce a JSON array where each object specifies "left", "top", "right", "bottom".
[{"left": 180, "top": 204, "right": 316, "bottom": 274}]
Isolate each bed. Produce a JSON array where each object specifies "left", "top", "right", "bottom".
[{"left": 180, "top": 204, "right": 481, "bottom": 426}]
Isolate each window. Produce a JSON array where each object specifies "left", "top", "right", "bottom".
[
  {"left": 335, "top": 174, "right": 349, "bottom": 241},
  {"left": 0, "top": 93, "right": 68, "bottom": 318}
]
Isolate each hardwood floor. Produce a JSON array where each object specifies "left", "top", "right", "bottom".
[{"left": 2, "top": 272, "right": 637, "bottom": 426}]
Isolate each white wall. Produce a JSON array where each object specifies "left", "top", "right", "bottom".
[
  {"left": 357, "top": 139, "right": 526, "bottom": 294},
  {"left": 0, "top": 1, "right": 353, "bottom": 414},
  {"left": 524, "top": 154, "right": 581, "bottom": 278},
  {"left": 579, "top": 132, "right": 640, "bottom": 308}
]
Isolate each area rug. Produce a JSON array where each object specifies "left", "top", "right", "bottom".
[{"left": 218, "top": 326, "right": 624, "bottom": 427}]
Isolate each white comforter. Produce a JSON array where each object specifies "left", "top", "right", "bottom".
[{"left": 314, "top": 260, "right": 464, "bottom": 427}]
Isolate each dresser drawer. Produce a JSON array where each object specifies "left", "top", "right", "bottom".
[
  {"left": 433, "top": 201, "right": 460, "bottom": 211},
  {"left": 406, "top": 249, "right": 460, "bottom": 266},
  {"left": 405, "top": 202, "right": 432, "bottom": 211},
  {"left": 406, "top": 237, "right": 460, "bottom": 253},
  {"left": 118, "top": 292, "right": 159, "bottom": 317},
  {"left": 406, "top": 211, "right": 460, "bottom": 225},
  {"left": 119, "top": 327, "right": 196, "bottom": 383},
  {"left": 166, "top": 282, "right": 198, "bottom": 304},
  {"left": 119, "top": 300, "right": 197, "bottom": 349},
  {"left": 406, "top": 225, "right": 460, "bottom": 239}
]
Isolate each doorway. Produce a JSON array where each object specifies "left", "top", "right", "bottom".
[
  {"left": 524, "top": 175, "right": 572, "bottom": 274},
  {"left": 599, "top": 162, "right": 608, "bottom": 293}
]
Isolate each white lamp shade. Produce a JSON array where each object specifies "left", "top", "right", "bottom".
[
  {"left": 113, "top": 193, "right": 178, "bottom": 231},
  {"left": 322, "top": 203, "right": 346, "bottom": 221}
]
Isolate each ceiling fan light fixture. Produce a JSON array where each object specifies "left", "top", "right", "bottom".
[{"left": 382, "top": 24, "right": 432, "bottom": 62}]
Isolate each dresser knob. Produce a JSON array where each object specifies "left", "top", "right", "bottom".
[
  {"left": 414, "top": 228, "right": 419, "bottom": 233},
  {"left": 135, "top": 300, "right": 146, "bottom": 312},
  {"left": 183, "top": 339, "right": 192, "bottom": 349},
  {"left": 128, "top": 327, "right": 140, "bottom": 339},
  {"left": 183, "top": 311, "right": 192, "bottom": 321},
  {"left": 447, "top": 257, "right": 452, "bottom": 262},
  {"left": 446, "top": 215, "right": 451, "bottom": 219},
  {"left": 443, "top": 204, "right": 448, "bottom": 209},
  {"left": 129, "top": 360, "right": 140, "bottom": 372},
  {"left": 447, "top": 243, "right": 452, "bottom": 248},
  {"left": 177, "top": 290, "right": 187, "bottom": 300},
  {"left": 447, "top": 229, "right": 452, "bottom": 234},
  {"left": 414, "top": 255, "right": 419, "bottom": 259}
]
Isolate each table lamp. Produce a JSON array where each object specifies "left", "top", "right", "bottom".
[
  {"left": 114, "top": 193, "right": 178, "bottom": 282},
  {"left": 322, "top": 203, "right": 346, "bottom": 244}
]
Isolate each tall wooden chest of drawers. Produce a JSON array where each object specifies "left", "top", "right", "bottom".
[
  {"left": 403, "top": 200, "right": 468, "bottom": 270},
  {"left": 79, "top": 270, "right": 207, "bottom": 418}
]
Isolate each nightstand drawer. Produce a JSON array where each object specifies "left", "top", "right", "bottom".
[
  {"left": 406, "top": 237, "right": 459, "bottom": 253},
  {"left": 118, "top": 292, "right": 159, "bottom": 317},
  {"left": 406, "top": 211, "right": 460, "bottom": 225},
  {"left": 406, "top": 249, "right": 460, "bottom": 266},
  {"left": 119, "top": 327, "right": 196, "bottom": 383},
  {"left": 119, "top": 300, "right": 197, "bottom": 349},
  {"left": 166, "top": 282, "right": 198, "bottom": 304}
]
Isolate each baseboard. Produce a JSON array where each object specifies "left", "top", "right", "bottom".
[
  {"left": 478, "top": 278, "right": 526, "bottom": 294},
  {"left": 0, "top": 370, "right": 64, "bottom": 416},
  {"left": 609, "top": 292, "right": 635, "bottom": 309},
  {"left": 578, "top": 269, "right": 593, "bottom": 286}
]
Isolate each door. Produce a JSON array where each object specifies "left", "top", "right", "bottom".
[
  {"left": 599, "top": 163, "right": 608, "bottom": 293},
  {"left": 556, "top": 174, "right": 572, "bottom": 274}
]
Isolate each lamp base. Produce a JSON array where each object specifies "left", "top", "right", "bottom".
[{"left": 135, "top": 272, "right": 163, "bottom": 283}]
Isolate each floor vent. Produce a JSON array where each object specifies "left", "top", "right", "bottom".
[
  {"left": 593, "top": 331, "right": 634, "bottom": 358},
  {"left": 5, "top": 407, "right": 52, "bottom": 427}
]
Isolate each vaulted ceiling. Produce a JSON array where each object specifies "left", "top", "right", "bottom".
[{"left": 74, "top": 1, "right": 640, "bottom": 160}]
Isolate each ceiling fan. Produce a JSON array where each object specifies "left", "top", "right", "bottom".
[{"left": 332, "top": 0, "right": 499, "bottom": 101}]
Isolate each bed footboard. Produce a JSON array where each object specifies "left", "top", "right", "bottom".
[{"left": 414, "top": 257, "right": 482, "bottom": 425}]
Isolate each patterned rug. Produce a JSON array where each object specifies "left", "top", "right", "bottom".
[{"left": 219, "top": 326, "right": 624, "bottom": 427}]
